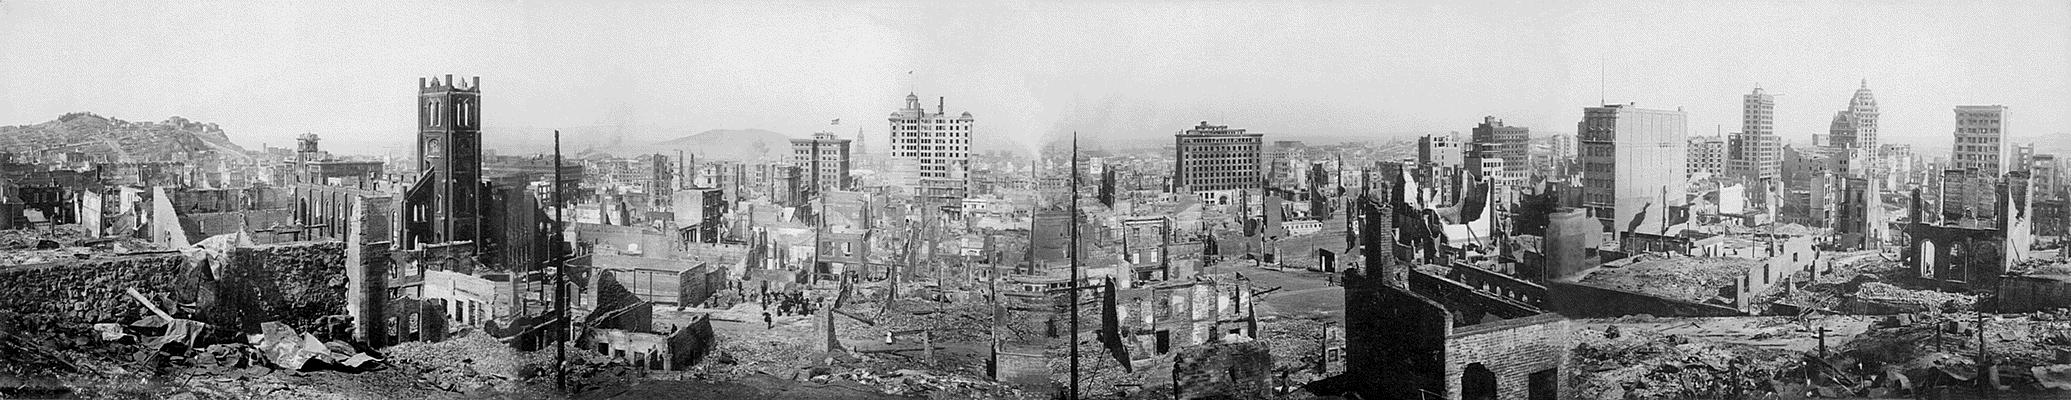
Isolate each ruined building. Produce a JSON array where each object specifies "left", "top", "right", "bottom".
[{"left": 1311, "top": 190, "right": 1572, "bottom": 400}]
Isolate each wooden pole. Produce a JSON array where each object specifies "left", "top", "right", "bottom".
[
  {"left": 554, "top": 130, "right": 567, "bottom": 391},
  {"left": 1069, "top": 132, "right": 1081, "bottom": 400}
]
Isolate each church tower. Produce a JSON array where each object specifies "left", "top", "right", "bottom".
[{"left": 417, "top": 75, "right": 483, "bottom": 244}]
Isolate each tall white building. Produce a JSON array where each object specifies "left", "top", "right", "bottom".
[
  {"left": 1579, "top": 105, "right": 1689, "bottom": 234},
  {"left": 1828, "top": 80, "right": 1881, "bottom": 175},
  {"left": 887, "top": 93, "right": 974, "bottom": 200},
  {"left": 1729, "top": 87, "right": 1781, "bottom": 182},
  {"left": 1952, "top": 105, "right": 2011, "bottom": 176}
]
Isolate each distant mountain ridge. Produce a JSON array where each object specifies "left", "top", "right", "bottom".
[
  {"left": 539, "top": 128, "right": 798, "bottom": 162},
  {"left": 0, "top": 113, "right": 254, "bottom": 163}
]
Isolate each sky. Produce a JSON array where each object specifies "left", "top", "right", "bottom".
[{"left": 2, "top": 0, "right": 2068, "bottom": 156}]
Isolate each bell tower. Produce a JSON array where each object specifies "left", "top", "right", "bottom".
[{"left": 417, "top": 75, "right": 483, "bottom": 243}]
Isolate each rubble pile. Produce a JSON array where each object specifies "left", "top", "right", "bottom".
[
  {"left": 1581, "top": 257, "right": 1757, "bottom": 304},
  {"left": 690, "top": 330, "right": 1032, "bottom": 399},
  {"left": 831, "top": 367, "right": 1028, "bottom": 398},
  {"left": 0, "top": 227, "right": 160, "bottom": 266},
  {"left": 1257, "top": 317, "right": 1328, "bottom": 381},
  {"left": 1572, "top": 325, "right": 1803, "bottom": 399},
  {"left": 1846, "top": 282, "right": 1979, "bottom": 314},
  {"left": 1843, "top": 313, "right": 2070, "bottom": 370}
]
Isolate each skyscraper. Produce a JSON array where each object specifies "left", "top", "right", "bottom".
[
  {"left": 790, "top": 132, "right": 853, "bottom": 194},
  {"left": 1828, "top": 80, "right": 1880, "bottom": 174},
  {"left": 887, "top": 93, "right": 974, "bottom": 200},
  {"left": 1729, "top": 87, "right": 1780, "bottom": 182},
  {"left": 1578, "top": 105, "right": 1688, "bottom": 234},
  {"left": 1173, "top": 121, "right": 1264, "bottom": 197}
]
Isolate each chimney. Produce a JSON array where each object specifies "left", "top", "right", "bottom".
[
  {"left": 472, "top": 76, "right": 480, "bottom": 90},
  {"left": 445, "top": 74, "right": 453, "bottom": 88},
  {"left": 937, "top": 97, "right": 944, "bottom": 115}
]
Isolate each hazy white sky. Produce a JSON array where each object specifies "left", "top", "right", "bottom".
[{"left": 3, "top": 0, "right": 2067, "bottom": 155}]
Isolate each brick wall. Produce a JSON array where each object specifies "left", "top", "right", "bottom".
[
  {"left": 1339, "top": 269, "right": 1449, "bottom": 399},
  {"left": 1998, "top": 276, "right": 2071, "bottom": 313},
  {"left": 0, "top": 252, "right": 189, "bottom": 323},
  {"left": 1442, "top": 314, "right": 1572, "bottom": 400},
  {"left": 1172, "top": 340, "right": 1274, "bottom": 400},
  {"left": 993, "top": 346, "right": 1051, "bottom": 389}
]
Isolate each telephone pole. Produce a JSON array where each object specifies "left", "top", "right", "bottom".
[
  {"left": 1068, "top": 132, "right": 1082, "bottom": 400},
  {"left": 553, "top": 130, "right": 568, "bottom": 391}
]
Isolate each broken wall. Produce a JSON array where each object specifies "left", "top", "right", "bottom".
[
  {"left": 1998, "top": 276, "right": 2071, "bottom": 313},
  {"left": 0, "top": 252, "right": 189, "bottom": 323},
  {"left": 1337, "top": 267, "right": 1449, "bottom": 399},
  {"left": 1442, "top": 313, "right": 1572, "bottom": 400},
  {"left": 993, "top": 345, "right": 1051, "bottom": 389},
  {"left": 1172, "top": 340, "right": 1274, "bottom": 400},
  {"left": 663, "top": 315, "right": 715, "bottom": 370},
  {"left": 1545, "top": 280, "right": 1745, "bottom": 318},
  {"left": 211, "top": 241, "right": 349, "bottom": 334}
]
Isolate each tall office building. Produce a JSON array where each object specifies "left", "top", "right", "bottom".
[
  {"left": 1729, "top": 87, "right": 1781, "bottom": 182},
  {"left": 1579, "top": 105, "right": 1688, "bottom": 234},
  {"left": 1952, "top": 105, "right": 2012, "bottom": 177},
  {"left": 1688, "top": 135, "right": 1725, "bottom": 177},
  {"left": 1828, "top": 80, "right": 1881, "bottom": 174},
  {"left": 1545, "top": 133, "right": 1577, "bottom": 177},
  {"left": 1417, "top": 132, "right": 1464, "bottom": 170},
  {"left": 887, "top": 93, "right": 974, "bottom": 200},
  {"left": 1469, "top": 116, "right": 1531, "bottom": 185},
  {"left": 790, "top": 132, "right": 852, "bottom": 194},
  {"left": 1173, "top": 121, "right": 1264, "bottom": 196}
]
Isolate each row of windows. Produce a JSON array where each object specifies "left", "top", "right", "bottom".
[
  {"left": 894, "top": 125, "right": 970, "bottom": 132},
  {"left": 895, "top": 131, "right": 969, "bottom": 138},
  {"left": 899, "top": 138, "right": 967, "bottom": 144}
]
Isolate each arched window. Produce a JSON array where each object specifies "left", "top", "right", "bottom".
[
  {"left": 1464, "top": 363, "right": 1498, "bottom": 400},
  {"left": 431, "top": 100, "right": 442, "bottom": 127}
]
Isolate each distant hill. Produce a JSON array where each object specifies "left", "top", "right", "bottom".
[
  {"left": 612, "top": 128, "right": 795, "bottom": 162},
  {"left": 0, "top": 113, "right": 254, "bottom": 163}
]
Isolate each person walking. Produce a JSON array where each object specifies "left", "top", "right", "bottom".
[{"left": 763, "top": 312, "right": 774, "bottom": 329}]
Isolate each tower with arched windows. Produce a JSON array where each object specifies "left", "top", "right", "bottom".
[{"left": 413, "top": 75, "right": 483, "bottom": 245}]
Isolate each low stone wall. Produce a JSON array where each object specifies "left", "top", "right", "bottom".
[
  {"left": 0, "top": 241, "right": 349, "bottom": 335},
  {"left": 0, "top": 252, "right": 190, "bottom": 323}
]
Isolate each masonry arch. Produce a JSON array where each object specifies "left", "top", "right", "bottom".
[{"left": 1463, "top": 362, "right": 1497, "bottom": 400}]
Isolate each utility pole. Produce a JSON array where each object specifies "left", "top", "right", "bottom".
[
  {"left": 1068, "top": 132, "right": 1082, "bottom": 400},
  {"left": 553, "top": 130, "right": 567, "bottom": 392},
  {"left": 1318, "top": 320, "right": 1333, "bottom": 375},
  {"left": 1977, "top": 312, "right": 1989, "bottom": 389}
]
